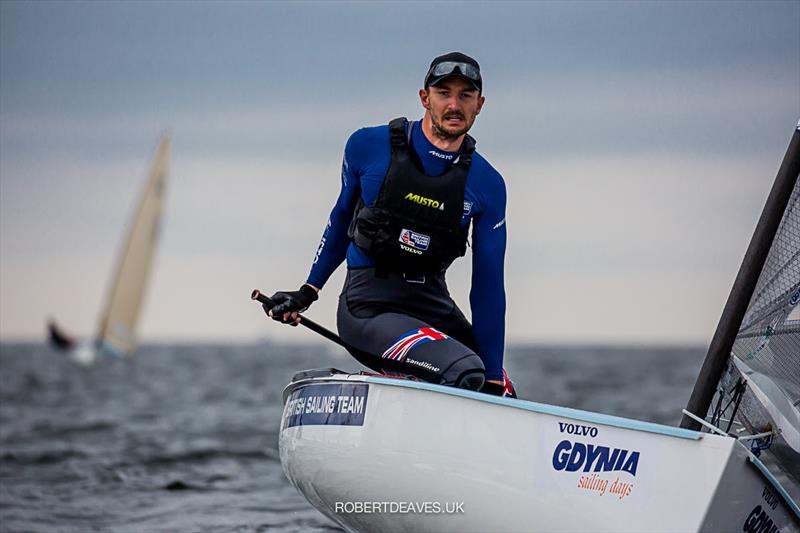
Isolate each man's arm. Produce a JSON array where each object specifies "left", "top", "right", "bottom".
[
  {"left": 469, "top": 173, "right": 507, "bottom": 382},
  {"left": 306, "top": 138, "right": 362, "bottom": 290}
]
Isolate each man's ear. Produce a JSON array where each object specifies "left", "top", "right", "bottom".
[
  {"left": 476, "top": 94, "right": 485, "bottom": 115},
  {"left": 419, "top": 88, "right": 430, "bottom": 109}
]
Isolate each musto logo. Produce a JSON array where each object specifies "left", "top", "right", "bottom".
[
  {"left": 405, "top": 192, "right": 444, "bottom": 211},
  {"left": 399, "top": 229, "right": 430, "bottom": 254},
  {"left": 552, "top": 422, "right": 640, "bottom": 501}
]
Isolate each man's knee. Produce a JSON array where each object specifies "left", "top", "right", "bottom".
[
  {"left": 441, "top": 354, "right": 485, "bottom": 391},
  {"left": 455, "top": 370, "right": 485, "bottom": 391}
]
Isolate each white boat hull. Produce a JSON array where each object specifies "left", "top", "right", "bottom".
[
  {"left": 279, "top": 372, "right": 800, "bottom": 532},
  {"left": 69, "top": 343, "right": 97, "bottom": 365}
]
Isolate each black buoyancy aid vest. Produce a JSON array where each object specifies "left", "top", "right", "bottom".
[{"left": 348, "top": 117, "right": 475, "bottom": 273}]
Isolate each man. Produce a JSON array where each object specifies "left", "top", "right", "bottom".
[{"left": 267, "top": 52, "right": 513, "bottom": 397}]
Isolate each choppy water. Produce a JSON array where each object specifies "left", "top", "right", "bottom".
[{"left": 0, "top": 342, "right": 705, "bottom": 532}]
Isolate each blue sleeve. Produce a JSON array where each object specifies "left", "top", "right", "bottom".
[
  {"left": 469, "top": 171, "right": 507, "bottom": 381},
  {"left": 306, "top": 133, "right": 362, "bottom": 289}
]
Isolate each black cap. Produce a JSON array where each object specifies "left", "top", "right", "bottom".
[{"left": 424, "top": 52, "right": 482, "bottom": 93}]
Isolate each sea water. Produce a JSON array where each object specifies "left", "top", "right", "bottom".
[{"left": 0, "top": 342, "right": 704, "bottom": 532}]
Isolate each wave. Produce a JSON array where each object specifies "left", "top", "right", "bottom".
[
  {"left": 33, "top": 420, "right": 117, "bottom": 437},
  {"left": 161, "top": 480, "right": 207, "bottom": 491},
  {"left": 1, "top": 448, "right": 88, "bottom": 465},
  {"left": 139, "top": 446, "right": 279, "bottom": 466}
]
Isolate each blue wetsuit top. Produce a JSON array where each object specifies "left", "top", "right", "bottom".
[{"left": 307, "top": 120, "right": 507, "bottom": 380}]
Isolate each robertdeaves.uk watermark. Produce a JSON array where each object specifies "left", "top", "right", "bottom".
[{"left": 335, "top": 501, "right": 465, "bottom": 514}]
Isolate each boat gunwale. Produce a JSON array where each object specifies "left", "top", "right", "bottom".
[{"left": 282, "top": 373, "right": 706, "bottom": 441}]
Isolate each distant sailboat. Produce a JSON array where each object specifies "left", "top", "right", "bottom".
[
  {"left": 47, "top": 318, "right": 76, "bottom": 350},
  {"left": 49, "top": 136, "right": 170, "bottom": 362}
]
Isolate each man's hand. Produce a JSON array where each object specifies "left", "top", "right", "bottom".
[{"left": 265, "top": 284, "right": 319, "bottom": 326}]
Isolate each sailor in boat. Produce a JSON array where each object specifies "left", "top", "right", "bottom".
[
  {"left": 47, "top": 318, "right": 76, "bottom": 351},
  {"left": 266, "top": 52, "right": 515, "bottom": 397}
]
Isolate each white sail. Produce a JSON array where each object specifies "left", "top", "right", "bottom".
[
  {"left": 95, "top": 137, "right": 170, "bottom": 356},
  {"left": 720, "top": 125, "right": 800, "bottom": 497},
  {"left": 687, "top": 121, "right": 800, "bottom": 504}
]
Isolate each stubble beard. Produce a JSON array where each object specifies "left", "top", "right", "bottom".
[{"left": 430, "top": 110, "right": 475, "bottom": 141}]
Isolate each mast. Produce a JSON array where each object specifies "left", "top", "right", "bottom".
[{"left": 680, "top": 122, "right": 800, "bottom": 430}]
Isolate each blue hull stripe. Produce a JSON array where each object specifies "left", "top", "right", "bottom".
[{"left": 748, "top": 452, "right": 800, "bottom": 519}]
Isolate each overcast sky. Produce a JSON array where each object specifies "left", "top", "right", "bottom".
[{"left": 1, "top": 1, "right": 798, "bottom": 345}]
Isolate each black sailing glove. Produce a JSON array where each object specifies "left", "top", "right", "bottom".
[{"left": 264, "top": 285, "right": 319, "bottom": 325}]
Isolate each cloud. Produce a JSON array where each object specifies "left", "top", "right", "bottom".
[{"left": 1, "top": 0, "right": 797, "bottom": 343}]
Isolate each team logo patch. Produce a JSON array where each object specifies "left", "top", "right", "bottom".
[
  {"left": 463, "top": 201, "right": 473, "bottom": 215},
  {"left": 382, "top": 327, "right": 449, "bottom": 361},
  {"left": 399, "top": 229, "right": 430, "bottom": 251},
  {"left": 283, "top": 383, "right": 368, "bottom": 429}
]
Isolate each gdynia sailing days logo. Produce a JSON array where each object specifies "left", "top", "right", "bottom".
[
  {"left": 551, "top": 421, "right": 640, "bottom": 500},
  {"left": 742, "top": 487, "right": 781, "bottom": 533}
]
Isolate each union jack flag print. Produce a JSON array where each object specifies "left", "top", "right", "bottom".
[{"left": 381, "top": 327, "right": 449, "bottom": 361}]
